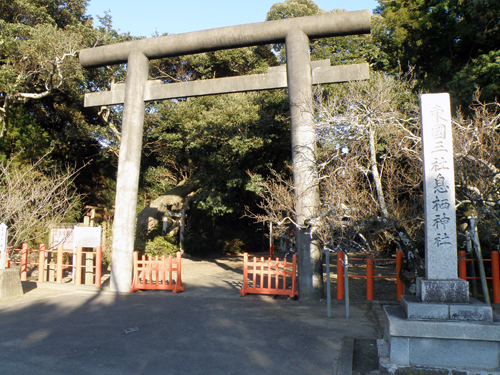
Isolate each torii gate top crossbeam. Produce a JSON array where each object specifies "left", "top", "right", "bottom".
[{"left": 79, "top": 10, "right": 371, "bottom": 68}]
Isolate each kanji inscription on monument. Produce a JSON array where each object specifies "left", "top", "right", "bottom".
[
  {"left": 421, "top": 93, "right": 457, "bottom": 279},
  {"left": 419, "top": 93, "right": 468, "bottom": 303}
]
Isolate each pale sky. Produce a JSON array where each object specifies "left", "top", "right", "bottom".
[{"left": 86, "top": 0, "right": 379, "bottom": 37}]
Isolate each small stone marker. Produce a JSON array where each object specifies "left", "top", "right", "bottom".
[
  {"left": 418, "top": 93, "right": 468, "bottom": 303},
  {"left": 0, "top": 223, "right": 7, "bottom": 270},
  {"left": 0, "top": 222, "right": 23, "bottom": 298}
]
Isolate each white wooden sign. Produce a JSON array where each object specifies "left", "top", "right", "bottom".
[{"left": 73, "top": 226, "right": 102, "bottom": 249}]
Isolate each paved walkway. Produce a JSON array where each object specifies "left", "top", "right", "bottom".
[{"left": 0, "top": 262, "right": 382, "bottom": 375}]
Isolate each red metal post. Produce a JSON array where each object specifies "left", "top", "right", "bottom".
[
  {"left": 160, "top": 255, "right": 164, "bottom": 286},
  {"left": 38, "top": 244, "right": 45, "bottom": 283},
  {"left": 57, "top": 245, "right": 63, "bottom": 283},
  {"left": 20, "top": 243, "right": 28, "bottom": 281},
  {"left": 160, "top": 255, "right": 166, "bottom": 286},
  {"left": 260, "top": 256, "right": 265, "bottom": 290},
  {"left": 267, "top": 257, "right": 272, "bottom": 292},
  {"left": 269, "top": 243, "right": 275, "bottom": 259},
  {"left": 492, "top": 250, "right": 500, "bottom": 304},
  {"left": 458, "top": 250, "right": 467, "bottom": 280},
  {"left": 337, "top": 252, "right": 344, "bottom": 300},
  {"left": 396, "top": 250, "right": 403, "bottom": 301},
  {"left": 366, "top": 256, "right": 374, "bottom": 301},
  {"left": 291, "top": 254, "right": 297, "bottom": 297},
  {"left": 240, "top": 253, "right": 248, "bottom": 296},
  {"left": 75, "top": 246, "right": 82, "bottom": 285},
  {"left": 175, "top": 251, "right": 185, "bottom": 292},
  {"left": 95, "top": 246, "right": 102, "bottom": 287},
  {"left": 152, "top": 255, "right": 158, "bottom": 287},
  {"left": 253, "top": 256, "right": 257, "bottom": 291},
  {"left": 276, "top": 257, "right": 281, "bottom": 293},
  {"left": 148, "top": 255, "right": 153, "bottom": 286}
]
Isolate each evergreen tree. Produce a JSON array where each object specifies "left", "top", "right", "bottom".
[{"left": 375, "top": 0, "right": 500, "bottom": 106}]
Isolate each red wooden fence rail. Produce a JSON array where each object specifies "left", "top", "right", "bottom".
[
  {"left": 240, "top": 253, "right": 298, "bottom": 298},
  {"left": 458, "top": 250, "right": 500, "bottom": 304},
  {"left": 336, "top": 250, "right": 500, "bottom": 303},
  {"left": 7, "top": 243, "right": 102, "bottom": 286},
  {"left": 336, "top": 251, "right": 404, "bottom": 301},
  {"left": 130, "top": 251, "right": 185, "bottom": 293}
]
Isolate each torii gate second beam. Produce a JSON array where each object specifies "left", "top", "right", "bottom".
[{"left": 80, "top": 10, "right": 371, "bottom": 299}]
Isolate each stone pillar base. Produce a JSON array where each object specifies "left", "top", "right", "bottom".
[
  {"left": 378, "top": 338, "right": 500, "bottom": 375},
  {"left": 417, "top": 277, "right": 469, "bottom": 303},
  {"left": 0, "top": 269, "right": 23, "bottom": 298},
  {"left": 380, "top": 304, "right": 500, "bottom": 373}
]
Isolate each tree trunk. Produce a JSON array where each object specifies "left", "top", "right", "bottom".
[
  {"left": 368, "top": 124, "right": 389, "bottom": 219},
  {"left": 0, "top": 99, "right": 9, "bottom": 139}
]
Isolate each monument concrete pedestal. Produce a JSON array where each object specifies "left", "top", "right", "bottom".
[
  {"left": 379, "top": 295, "right": 500, "bottom": 374},
  {"left": 379, "top": 94, "right": 500, "bottom": 373},
  {"left": 0, "top": 269, "right": 23, "bottom": 299}
]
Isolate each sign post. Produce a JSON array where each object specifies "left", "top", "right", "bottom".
[
  {"left": 73, "top": 226, "right": 102, "bottom": 284},
  {"left": 0, "top": 223, "right": 7, "bottom": 270}
]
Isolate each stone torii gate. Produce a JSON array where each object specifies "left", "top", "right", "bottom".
[{"left": 80, "top": 10, "right": 371, "bottom": 298}]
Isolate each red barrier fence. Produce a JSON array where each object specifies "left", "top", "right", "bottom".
[
  {"left": 6, "top": 244, "right": 102, "bottom": 286},
  {"left": 130, "top": 251, "right": 185, "bottom": 293},
  {"left": 240, "top": 253, "right": 298, "bottom": 298},
  {"left": 458, "top": 250, "right": 500, "bottom": 304},
  {"left": 336, "top": 250, "right": 500, "bottom": 303},
  {"left": 336, "top": 251, "right": 403, "bottom": 301}
]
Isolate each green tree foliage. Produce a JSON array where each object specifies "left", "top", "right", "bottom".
[
  {"left": 184, "top": 46, "right": 277, "bottom": 79},
  {"left": 267, "top": 0, "right": 380, "bottom": 65},
  {"left": 142, "top": 45, "right": 289, "bottom": 254},
  {"left": 0, "top": 0, "right": 131, "bottom": 209},
  {"left": 267, "top": 0, "right": 323, "bottom": 21},
  {"left": 0, "top": 0, "right": 89, "bottom": 137},
  {"left": 375, "top": 0, "right": 500, "bottom": 106},
  {"left": 148, "top": 89, "right": 291, "bottom": 217},
  {"left": 0, "top": 106, "right": 51, "bottom": 163}
]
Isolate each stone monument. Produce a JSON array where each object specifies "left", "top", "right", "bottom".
[
  {"left": 79, "top": 11, "right": 371, "bottom": 296},
  {"left": 0, "top": 223, "right": 23, "bottom": 299},
  {"left": 379, "top": 93, "right": 500, "bottom": 374}
]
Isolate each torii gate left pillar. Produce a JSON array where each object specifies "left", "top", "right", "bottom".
[
  {"left": 110, "top": 51, "right": 149, "bottom": 292},
  {"left": 80, "top": 10, "right": 371, "bottom": 297}
]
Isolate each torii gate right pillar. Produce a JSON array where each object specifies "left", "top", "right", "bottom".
[{"left": 286, "top": 29, "right": 322, "bottom": 300}]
